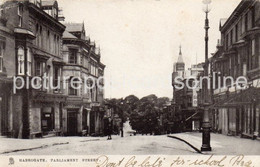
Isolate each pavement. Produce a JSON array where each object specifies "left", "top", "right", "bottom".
[
  {"left": 168, "top": 132, "right": 260, "bottom": 155},
  {"left": 0, "top": 121, "right": 259, "bottom": 155},
  {"left": 0, "top": 134, "right": 199, "bottom": 155},
  {"left": 0, "top": 132, "right": 259, "bottom": 155}
]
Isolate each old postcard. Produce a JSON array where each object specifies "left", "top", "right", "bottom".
[{"left": 0, "top": 0, "right": 260, "bottom": 166}]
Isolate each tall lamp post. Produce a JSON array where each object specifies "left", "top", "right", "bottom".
[{"left": 201, "top": 0, "right": 212, "bottom": 152}]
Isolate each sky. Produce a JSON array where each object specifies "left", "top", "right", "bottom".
[{"left": 58, "top": 0, "right": 240, "bottom": 99}]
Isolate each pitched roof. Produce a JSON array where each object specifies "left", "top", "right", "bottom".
[
  {"left": 219, "top": 18, "right": 228, "bottom": 29},
  {"left": 62, "top": 30, "right": 77, "bottom": 39},
  {"left": 64, "top": 23, "right": 83, "bottom": 32}
]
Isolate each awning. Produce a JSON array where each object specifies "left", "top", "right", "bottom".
[
  {"left": 210, "top": 87, "right": 260, "bottom": 109},
  {"left": 185, "top": 112, "right": 199, "bottom": 121}
]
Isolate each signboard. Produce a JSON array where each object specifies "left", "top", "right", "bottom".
[{"left": 192, "top": 81, "right": 198, "bottom": 107}]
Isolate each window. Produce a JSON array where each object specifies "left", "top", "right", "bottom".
[
  {"left": 52, "top": 7, "right": 57, "bottom": 19},
  {"left": 27, "top": 48, "right": 32, "bottom": 76},
  {"left": 245, "top": 13, "right": 248, "bottom": 31},
  {"left": 36, "top": 24, "right": 39, "bottom": 46},
  {"left": 0, "top": 42, "right": 3, "bottom": 72},
  {"left": 35, "top": 0, "right": 41, "bottom": 7},
  {"left": 252, "top": 39, "right": 255, "bottom": 56},
  {"left": 252, "top": 7, "right": 255, "bottom": 27},
  {"left": 57, "top": 36, "right": 60, "bottom": 56},
  {"left": 17, "top": 47, "right": 24, "bottom": 75},
  {"left": 35, "top": 61, "right": 41, "bottom": 76},
  {"left": 96, "top": 67, "right": 98, "bottom": 76},
  {"left": 18, "top": 4, "right": 23, "bottom": 27},
  {"left": 47, "top": 30, "right": 50, "bottom": 51},
  {"left": 35, "top": 61, "right": 46, "bottom": 89},
  {"left": 235, "top": 24, "right": 238, "bottom": 42},
  {"left": 39, "top": 26, "right": 42, "bottom": 48},
  {"left": 53, "top": 66, "right": 61, "bottom": 92},
  {"left": 54, "top": 34, "right": 56, "bottom": 54},
  {"left": 230, "top": 29, "right": 233, "bottom": 44},
  {"left": 69, "top": 78, "right": 78, "bottom": 96},
  {"left": 69, "top": 49, "right": 77, "bottom": 64},
  {"left": 251, "top": 39, "right": 257, "bottom": 69},
  {"left": 35, "top": 61, "right": 46, "bottom": 76}
]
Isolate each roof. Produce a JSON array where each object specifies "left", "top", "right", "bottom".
[
  {"left": 42, "top": 0, "right": 56, "bottom": 7},
  {"left": 220, "top": 0, "right": 253, "bottom": 32},
  {"left": 64, "top": 23, "right": 83, "bottom": 32},
  {"left": 177, "top": 54, "right": 184, "bottom": 63},
  {"left": 219, "top": 18, "right": 228, "bottom": 29},
  {"left": 177, "top": 45, "right": 184, "bottom": 63},
  {"left": 62, "top": 30, "right": 77, "bottom": 39}
]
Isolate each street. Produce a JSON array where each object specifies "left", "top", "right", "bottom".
[{"left": 1, "top": 132, "right": 259, "bottom": 155}]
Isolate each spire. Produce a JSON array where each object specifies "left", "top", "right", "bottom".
[
  {"left": 177, "top": 45, "right": 184, "bottom": 63},
  {"left": 179, "top": 45, "right": 182, "bottom": 55}
]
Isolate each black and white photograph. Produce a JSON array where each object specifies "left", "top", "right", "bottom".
[{"left": 0, "top": 0, "right": 260, "bottom": 166}]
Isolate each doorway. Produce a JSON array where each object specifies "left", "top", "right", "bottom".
[
  {"left": 67, "top": 110, "right": 78, "bottom": 136},
  {"left": 41, "top": 107, "right": 54, "bottom": 134}
]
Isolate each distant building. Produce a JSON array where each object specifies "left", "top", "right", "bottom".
[{"left": 172, "top": 46, "right": 204, "bottom": 132}]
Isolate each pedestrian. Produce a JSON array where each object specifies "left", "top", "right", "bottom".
[{"left": 107, "top": 118, "right": 112, "bottom": 140}]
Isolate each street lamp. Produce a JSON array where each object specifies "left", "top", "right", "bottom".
[
  {"left": 201, "top": 0, "right": 212, "bottom": 152},
  {"left": 120, "top": 101, "right": 124, "bottom": 137}
]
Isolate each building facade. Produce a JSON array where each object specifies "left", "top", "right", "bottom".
[
  {"left": 0, "top": 0, "right": 106, "bottom": 138},
  {"left": 211, "top": 0, "right": 260, "bottom": 139},
  {"left": 62, "top": 23, "right": 105, "bottom": 136},
  {"left": 0, "top": 0, "right": 66, "bottom": 138}
]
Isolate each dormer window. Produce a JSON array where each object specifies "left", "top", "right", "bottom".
[
  {"left": 36, "top": 0, "right": 41, "bottom": 7},
  {"left": 52, "top": 7, "right": 58, "bottom": 19}
]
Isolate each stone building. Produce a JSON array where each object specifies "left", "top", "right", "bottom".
[
  {"left": 0, "top": 0, "right": 67, "bottom": 138},
  {"left": 211, "top": 0, "right": 260, "bottom": 139},
  {"left": 62, "top": 22, "right": 105, "bottom": 136},
  {"left": 0, "top": 0, "right": 106, "bottom": 138}
]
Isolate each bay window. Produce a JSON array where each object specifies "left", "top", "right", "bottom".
[{"left": 69, "top": 77, "right": 78, "bottom": 96}]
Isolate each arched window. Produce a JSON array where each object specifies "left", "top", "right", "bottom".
[
  {"left": 27, "top": 48, "right": 32, "bottom": 76},
  {"left": 17, "top": 47, "right": 24, "bottom": 75}
]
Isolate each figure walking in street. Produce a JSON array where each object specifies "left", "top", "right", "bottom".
[{"left": 107, "top": 118, "right": 113, "bottom": 140}]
